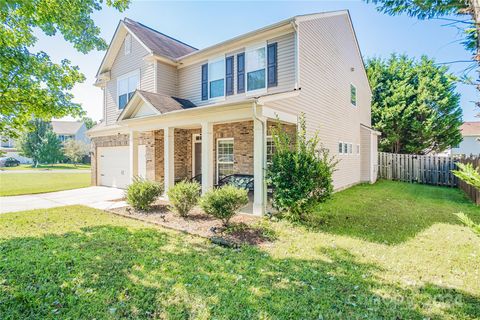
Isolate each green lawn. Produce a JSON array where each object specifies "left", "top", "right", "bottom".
[
  {"left": 0, "top": 163, "right": 91, "bottom": 171},
  {"left": 0, "top": 173, "right": 91, "bottom": 196},
  {"left": 0, "top": 181, "right": 479, "bottom": 319}
]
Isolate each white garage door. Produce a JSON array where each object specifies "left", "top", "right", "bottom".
[{"left": 98, "top": 146, "right": 130, "bottom": 189}]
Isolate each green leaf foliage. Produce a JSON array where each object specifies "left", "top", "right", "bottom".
[
  {"left": 16, "top": 119, "right": 64, "bottom": 166},
  {"left": 452, "top": 162, "right": 480, "bottom": 189},
  {"left": 267, "top": 115, "right": 337, "bottom": 221},
  {"left": 0, "top": 0, "right": 130, "bottom": 137},
  {"left": 63, "top": 140, "right": 90, "bottom": 164},
  {"left": 125, "top": 177, "right": 163, "bottom": 212},
  {"left": 167, "top": 181, "right": 201, "bottom": 217},
  {"left": 366, "top": 54, "right": 463, "bottom": 154},
  {"left": 200, "top": 185, "right": 249, "bottom": 226}
]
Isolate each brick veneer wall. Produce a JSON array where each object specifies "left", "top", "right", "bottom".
[{"left": 90, "top": 121, "right": 295, "bottom": 187}]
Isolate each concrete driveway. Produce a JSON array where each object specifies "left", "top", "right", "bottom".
[{"left": 0, "top": 186, "right": 126, "bottom": 214}]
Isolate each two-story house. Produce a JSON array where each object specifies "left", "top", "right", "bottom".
[{"left": 88, "top": 10, "right": 380, "bottom": 215}]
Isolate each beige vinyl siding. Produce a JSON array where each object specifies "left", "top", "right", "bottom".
[
  {"left": 177, "top": 32, "right": 296, "bottom": 107},
  {"left": 105, "top": 33, "right": 153, "bottom": 125},
  {"left": 265, "top": 14, "right": 372, "bottom": 190},
  {"left": 360, "top": 127, "right": 372, "bottom": 182},
  {"left": 157, "top": 62, "right": 178, "bottom": 97}
]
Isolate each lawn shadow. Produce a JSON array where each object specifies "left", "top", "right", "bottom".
[
  {"left": 304, "top": 180, "right": 480, "bottom": 245},
  {"left": 0, "top": 225, "right": 478, "bottom": 319}
]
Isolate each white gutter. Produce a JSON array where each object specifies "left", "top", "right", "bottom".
[{"left": 291, "top": 20, "right": 300, "bottom": 89}]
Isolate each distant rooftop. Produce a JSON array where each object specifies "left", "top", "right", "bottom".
[
  {"left": 51, "top": 121, "right": 84, "bottom": 135},
  {"left": 460, "top": 121, "right": 480, "bottom": 136}
]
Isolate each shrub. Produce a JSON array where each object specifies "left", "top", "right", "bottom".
[
  {"left": 167, "top": 180, "right": 201, "bottom": 217},
  {"left": 267, "top": 115, "right": 337, "bottom": 222},
  {"left": 200, "top": 185, "right": 249, "bottom": 226},
  {"left": 125, "top": 177, "right": 163, "bottom": 211}
]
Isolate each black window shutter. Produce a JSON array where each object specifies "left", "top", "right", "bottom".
[
  {"left": 201, "top": 63, "right": 208, "bottom": 100},
  {"left": 237, "top": 53, "right": 245, "bottom": 93},
  {"left": 267, "top": 42, "right": 278, "bottom": 87},
  {"left": 225, "top": 56, "right": 234, "bottom": 96}
]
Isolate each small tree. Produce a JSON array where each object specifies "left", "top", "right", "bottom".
[
  {"left": 452, "top": 163, "right": 480, "bottom": 236},
  {"left": 17, "top": 119, "right": 63, "bottom": 166},
  {"left": 167, "top": 181, "right": 201, "bottom": 217},
  {"left": 63, "top": 140, "right": 89, "bottom": 165},
  {"left": 267, "top": 115, "right": 337, "bottom": 221},
  {"left": 200, "top": 185, "right": 248, "bottom": 227}
]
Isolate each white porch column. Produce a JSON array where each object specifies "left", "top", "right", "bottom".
[
  {"left": 129, "top": 130, "right": 139, "bottom": 183},
  {"left": 164, "top": 127, "right": 175, "bottom": 197},
  {"left": 253, "top": 117, "right": 267, "bottom": 215},
  {"left": 201, "top": 122, "right": 214, "bottom": 195}
]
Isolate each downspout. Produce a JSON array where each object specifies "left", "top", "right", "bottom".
[
  {"left": 252, "top": 98, "right": 267, "bottom": 214},
  {"left": 291, "top": 19, "right": 300, "bottom": 89}
]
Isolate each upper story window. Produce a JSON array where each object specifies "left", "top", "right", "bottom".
[
  {"left": 58, "top": 135, "right": 74, "bottom": 142},
  {"left": 124, "top": 34, "right": 132, "bottom": 55},
  {"left": 208, "top": 58, "right": 225, "bottom": 99},
  {"left": 117, "top": 70, "right": 139, "bottom": 109},
  {"left": 350, "top": 84, "right": 357, "bottom": 107},
  {"left": 246, "top": 44, "right": 266, "bottom": 93}
]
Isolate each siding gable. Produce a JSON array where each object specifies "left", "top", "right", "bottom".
[{"left": 105, "top": 33, "right": 154, "bottom": 125}]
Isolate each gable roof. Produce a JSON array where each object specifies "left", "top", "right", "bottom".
[
  {"left": 123, "top": 18, "right": 197, "bottom": 60},
  {"left": 460, "top": 121, "right": 480, "bottom": 136},
  {"left": 117, "top": 90, "right": 197, "bottom": 121},
  {"left": 51, "top": 121, "right": 84, "bottom": 135}
]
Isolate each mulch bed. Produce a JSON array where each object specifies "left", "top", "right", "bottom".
[{"left": 109, "top": 201, "right": 276, "bottom": 247}]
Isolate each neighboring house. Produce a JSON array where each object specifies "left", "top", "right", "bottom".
[
  {"left": 0, "top": 121, "right": 90, "bottom": 164},
  {"left": 88, "top": 11, "right": 379, "bottom": 215},
  {"left": 0, "top": 137, "right": 32, "bottom": 164},
  {"left": 451, "top": 121, "right": 480, "bottom": 156},
  {"left": 51, "top": 121, "right": 90, "bottom": 144}
]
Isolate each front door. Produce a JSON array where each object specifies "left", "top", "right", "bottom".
[{"left": 193, "top": 134, "right": 202, "bottom": 177}]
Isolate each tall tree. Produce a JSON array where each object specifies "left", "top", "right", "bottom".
[
  {"left": 366, "top": 54, "right": 463, "bottom": 154},
  {"left": 81, "top": 117, "right": 97, "bottom": 130},
  {"left": 17, "top": 119, "right": 63, "bottom": 166},
  {"left": 365, "top": 0, "right": 480, "bottom": 113},
  {"left": 0, "top": 0, "right": 130, "bottom": 138}
]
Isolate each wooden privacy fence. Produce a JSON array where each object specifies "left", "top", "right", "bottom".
[
  {"left": 378, "top": 152, "right": 480, "bottom": 205},
  {"left": 457, "top": 156, "right": 480, "bottom": 205},
  {"left": 378, "top": 152, "right": 458, "bottom": 187}
]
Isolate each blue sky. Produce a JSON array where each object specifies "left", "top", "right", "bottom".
[{"left": 34, "top": 0, "right": 479, "bottom": 121}]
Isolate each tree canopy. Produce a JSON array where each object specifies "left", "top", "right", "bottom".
[
  {"left": 16, "top": 119, "right": 64, "bottom": 166},
  {"left": 366, "top": 54, "right": 463, "bottom": 154},
  {"left": 0, "top": 0, "right": 130, "bottom": 138}
]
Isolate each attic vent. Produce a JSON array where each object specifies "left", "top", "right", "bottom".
[{"left": 125, "top": 34, "right": 132, "bottom": 55}]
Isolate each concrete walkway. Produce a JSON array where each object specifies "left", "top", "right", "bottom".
[
  {"left": 0, "top": 186, "right": 127, "bottom": 214},
  {"left": 0, "top": 170, "right": 90, "bottom": 174}
]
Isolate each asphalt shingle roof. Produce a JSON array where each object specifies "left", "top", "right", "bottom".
[
  {"left": 460, "top": 122, "right": 480, "bottom": 136},
  {"left": 51, "top": 121, "right": 84, "bottom": 135},
  {"left": 137, "top": 90, "right": 197, "bottom": 114},
  {"left": 123, "top": 18, "right": 197, "bottom": 60}
]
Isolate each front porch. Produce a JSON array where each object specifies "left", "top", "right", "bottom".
[{"left": 129, "top": 119, "right": 296, "bottom": 215}]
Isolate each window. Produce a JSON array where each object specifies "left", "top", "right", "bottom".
[
  {"left": 246, "top": 45, "right": 266, "bottom": 92},
  {"left": 348, "top": 143, "right": 353, "bottom": 154},
  {"left": 350, "top": 84, "right": 357, "bottom": 106},
  {"left": 338, "top": 142, "right": 343, "bottom": 155},
  {"left": 58, "top": 135, "right": 74, "bottom": 142},
  {"left": 124, "top": 34, "right": 132, "bottom": 55},
  {"left": 217, "top": 138, "right": 234, "bottom": 181},
  {"left": 209, "top": 58, "right": 225, "bottom": 99},
  {"left": 343, "top": 142, "right": 348, "bottom": 154},
  {"left": 356, "top": 144, "right": 360, "bottom": 154},
  {"left": 117, "top": 71, "right": 139, "bottom": 109},
  {"left": 267, "top": 136, "right": 275, "bottom": 165}
]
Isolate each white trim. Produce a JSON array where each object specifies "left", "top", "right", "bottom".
[
  {"left": 216, "top": 137, "right": 234, "bottom": 183},
  {"left": 116, "top": 69, "right": 140, "bottom": 109},
  {"left": 245, "top": 42, "right": 268, "bottom": 96},
  {"left": 208, "top": 55, "right": 226, "bottom": 102},
  {"left": 192, "top": 133, "right": 202, "bottom": 177}
]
